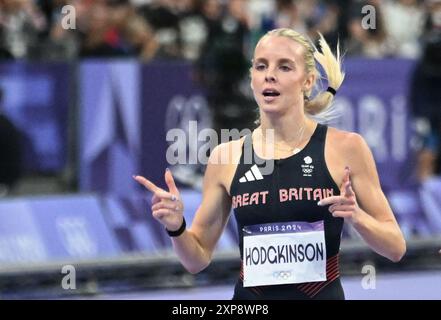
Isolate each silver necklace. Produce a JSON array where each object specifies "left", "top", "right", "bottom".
[
  {"left": 274, "top": 122, "right": 306, "bottom": 155},
  {"left": 258, "top": 121, "right": 307, "bottom": 155}
]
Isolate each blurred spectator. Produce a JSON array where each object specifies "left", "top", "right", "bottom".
[
  {"left": 123, "top": 12, "right": 159, "bottom": 61},
  {"left": 274, "top": 0, "right": 306, "bottom": 33},
  {"left": 195, "top": 0, "right": 255, "bottom": 134},
  {"left": 424, "top": 0, "right": 441, "bottom": 31},
  {"left": 331, "top": 0, "right": 352, "bottom": 48},
  {"left": 247, "top": 0, "right": 340, "bottom": 48},
  {"left": 33, "top": 0, "right": 79, "bottom": 60},
  {"left": 346, "top": 0, "right": 392, "bottom": 57},
  {"left": 303, "top": 0, "right": 340, "bottom": 46},
  {"left": 79, "top": 0, "right": 132, "bottom": 58},
  {"left": 274, "top": 0, "right": 340, "bottom": 45},
  {"left": 0, "top": 86, "right": 22, "bottom": 195},
  {"left": 178, "top": 0, "right": 210, "bottom": 60},
  {"left": 196, "top": 0, "right": 250, "bottom": 90},
  {"left": 33, "top": 0, "right": 158, "bottom": 61},
  {"left": 382, "top": 0, "right": 425, "bottom": 58},
  {"left": 0, "top": 0, "right": 47, "bottom": 59},
  {"left": 410, "top": 0, "right": 441, "bottom": 181},
  {"left": 138, "top": 0, "right": 183, "bottom": 59}
]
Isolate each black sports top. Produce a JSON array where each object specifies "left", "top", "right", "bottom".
[{"left": 229, "top": 123, "right": 345, "bottom": 299}]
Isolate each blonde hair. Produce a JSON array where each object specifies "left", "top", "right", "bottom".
[{"left": 257, "top": 28, "right": 345, "bottom": 116}]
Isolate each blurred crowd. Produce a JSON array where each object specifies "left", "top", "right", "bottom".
[{"left": 0, "top": 0, "right": 439, "bottom": 61}]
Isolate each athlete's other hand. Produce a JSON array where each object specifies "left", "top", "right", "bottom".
[
  {"left": 133, "top": 168, "right": 184, "bottom": 231},
  {"left": 318, "top": 166, "right": 360, "bottom": 223}
]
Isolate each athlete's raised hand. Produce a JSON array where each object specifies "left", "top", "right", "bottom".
[
  {"left": 318, "top": 166, "right": 360, "bottom": 223},
  {"left": 133, "top": 168, "right": 184, "bottom": 231}
]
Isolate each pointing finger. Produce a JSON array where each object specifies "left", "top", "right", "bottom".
[
  {"left": 134, "top": 175, "right": 176, "bottom": 201},
  {"left": 344, "top": 180, "right": 355, "bottom": 198},
  {"left": 133, "top": 175, "right": 159, "bottom": 193},
  {"left": 318, "top": 196, "right": 344, "bottom": 206},
  {"left": 165, "top": 168, "right": 179, "bottom": 195}
]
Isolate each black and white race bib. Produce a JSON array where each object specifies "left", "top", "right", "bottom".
[{"left": 242, "top": 220, "right": 326, "bottom": 287}]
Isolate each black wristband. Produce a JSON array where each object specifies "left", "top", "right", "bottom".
[
  {"left": 326, "top": 86, "right": 337, "bottom": 96},
  {"left": 166, "top": 217, "right": 186, "bottom": 237}
]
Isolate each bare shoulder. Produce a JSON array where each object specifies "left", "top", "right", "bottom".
[
  {"left": 207, "top": 137, "right": 245, "bottom": 195},
  {"left": 208, "top": 137, "right": 245, "bottom": 166},
  {"left": 325, "top": 127, "right": 373, "bottom": 184},
  {"left": 326, "top": 127, "right": 369, "bottom": 160}
]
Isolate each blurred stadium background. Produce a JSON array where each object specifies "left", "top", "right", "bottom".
[{"left": 0, "top": 0, "right": 440, "bottom": 300}]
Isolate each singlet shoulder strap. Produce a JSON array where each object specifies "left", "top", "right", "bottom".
[
  {"left": 299, "top": 123, "right": 328, "bottom": 157},
  {"left": 238, "top": 133, "right": 253, "bottom": 163},
  {"left": 312, "top": 123, "right": 328, "bottom": 143},
  {"left": 229, "top": 134, "right": 253, "bottom": 196}
]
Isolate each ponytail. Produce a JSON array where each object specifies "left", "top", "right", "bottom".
[{"left": 305, "top": 33, "right": 345, "bottom": 115}]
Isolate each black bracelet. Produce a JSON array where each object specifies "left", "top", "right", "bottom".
[
  {"left": 166, "top": 217, "right": 186, "bottom": 237},
  {"left": 326, "top": 86, "right": 337, "bottom": 96}
]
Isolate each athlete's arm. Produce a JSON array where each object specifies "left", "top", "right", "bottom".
[
  {"left": 134, "top": 143, "right": 233, "bottom": 274},
  {"left": 320, "top": 133, "right": 406, "bottom": 262},
  {"left": 178, "top": 143, "right": 234, "bottom": 273}
]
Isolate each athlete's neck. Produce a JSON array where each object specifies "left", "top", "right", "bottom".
[{"left": 259, "top": 112, "right": 310, "bottom": 144}]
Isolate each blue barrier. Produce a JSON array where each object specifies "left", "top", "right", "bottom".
[
  {"left": 0, "top": 191, "right": 239, "bottom": 264},
  {"left": 0, "top": 194, "right": 120, "bottom": 263}
]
